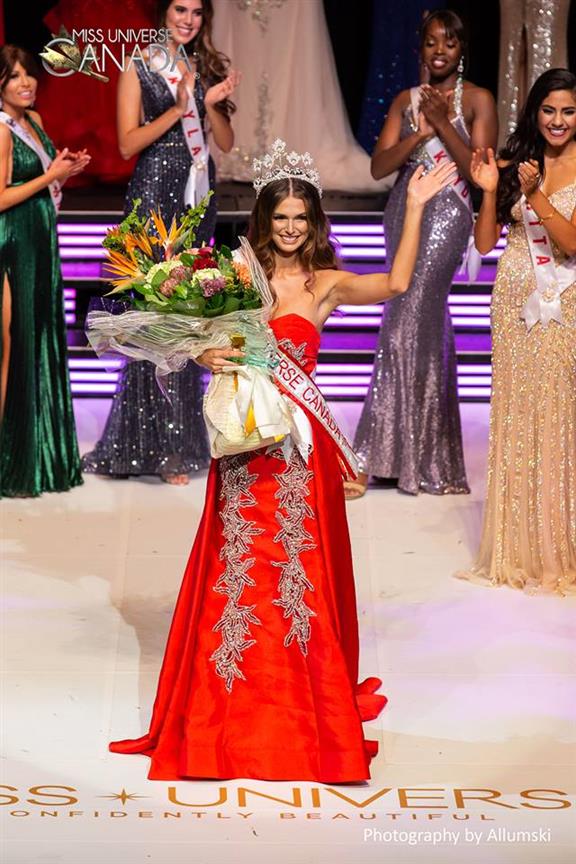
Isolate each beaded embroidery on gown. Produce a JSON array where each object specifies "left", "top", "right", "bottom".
[
  {"left": 353, "top": 102, "right": 471, "bottom": 495},
  {"left": 458, "top": 186, "right": 576, "bottom": 595},
  {"left": 82, "top": 65, "right": 212, "bottom": 477},
  {"left": 110, "top": 315, "right": 387, "bottom": 781},
  {"left": 0, "top": 117, "right": 82, "bottom": 497}
]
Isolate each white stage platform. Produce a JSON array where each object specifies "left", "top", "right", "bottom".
[{"left": 2, "top": 402, "right": 575, "bottom": 863}]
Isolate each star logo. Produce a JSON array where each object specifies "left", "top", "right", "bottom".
[{"left": 98, "top": 789, "right": 149, "bottom": 806}]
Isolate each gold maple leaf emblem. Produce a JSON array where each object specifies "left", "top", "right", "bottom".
[{"left": 40, "top": 26, "right": 109, "bottom": 83}]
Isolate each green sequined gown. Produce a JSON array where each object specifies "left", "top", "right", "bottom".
[{"left": 0, "top": 116, "right": 82, "bottom": 497}]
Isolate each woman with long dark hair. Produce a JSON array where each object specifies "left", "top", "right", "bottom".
[
  {"left": 459, "top": 69, "right": 576, "bottom": 594},
  {"left": 108, "top": 143, "right": 456, "bottom": 781},
  {"left": 82, "top": 0, "right": 239, "bottom": 484},
  {"left": 0, "top": 45, "right": 90, "bottom": 496},
  {"left": 349, "top": 9, "right": 498, "bottom": 498}
]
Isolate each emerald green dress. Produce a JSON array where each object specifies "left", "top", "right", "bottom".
[{"left": 0, "top": 116, "right": 82, "bottom": 497}]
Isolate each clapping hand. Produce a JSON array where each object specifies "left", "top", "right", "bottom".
[
  {"left": 470, "top": 147, "right": 499, "bottom": 193},
  {"left": 49, "top": 147, "right": 91, "bottom": 183},
  {"left": 518, "top": 159, "right": 541, "bottom": 197},
  {"left": 406, "top": 160, "right": 458, "bottom": 206},
  {"left": 419, "top": 85, "right": 450, "bottom": 129},
  {"left": 417, "top": 109, "right": 435, "bottom": 140},
  {"left": 175, "top": 75, "right": 191, "bottom": 115},
  {"left": 205, "top": 70, "right": 241, "bottom": 108}
]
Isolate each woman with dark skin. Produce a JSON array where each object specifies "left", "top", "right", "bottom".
[{"left": 349, "top": 11, "right": 498, "bottom": 498}]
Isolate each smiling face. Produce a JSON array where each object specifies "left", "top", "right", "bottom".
[
  {"left": 421, "top": 18, "right": 462, "bottom": 80},
  {"left": 0, "top": 60, "right": 37, "bottom": 112},
  {"left": 537, "top": 89, "right": 576, "bottom": 149},
  {"left": 164, "top": 0, "right": 203, "bottom": 46},
  {"left": 271, "top": 195, "right": 310, "bottom": 256}
]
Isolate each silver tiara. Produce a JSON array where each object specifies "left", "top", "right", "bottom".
[{"left": 252, "top": 139, "right": 322, "bottom": 197}]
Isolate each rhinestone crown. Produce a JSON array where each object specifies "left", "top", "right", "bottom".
[{"left": 252, "top": 139, "right": 322, "bottom": 197}]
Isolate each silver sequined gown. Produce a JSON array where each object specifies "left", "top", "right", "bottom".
[
  {"left": 353, "top": 106, "right": 471, "bottom": 495},
  {"left": 82, "top": 65, "right": 214, "bottom": 476}
]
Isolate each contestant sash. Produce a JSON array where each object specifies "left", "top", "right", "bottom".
[
  {"left": 273, "top": 347, "right": 359, "bottom": 480},
  {"left": 150, "top": 52, "right": 210, "bottom": 208},
  {"left": 409, "top": 88, "right": 481, "bottom": 280},
  {"left": 0, "top": 111, "right": 62, "bottom": 211},
  {"left": 520, "top": 196, "right": 576, "bottom": 331}
]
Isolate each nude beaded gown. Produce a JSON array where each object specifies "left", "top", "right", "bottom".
[{"left": 459, "top": 186, "right": 576, "bottom": 594}]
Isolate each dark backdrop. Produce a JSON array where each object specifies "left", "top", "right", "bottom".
[{"left": 5, "top": 1, "right": 576, "bottom": 166}]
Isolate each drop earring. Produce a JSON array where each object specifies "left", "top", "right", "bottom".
[{"left": 454, "top": 56, "right": 465, "bottom": 115}]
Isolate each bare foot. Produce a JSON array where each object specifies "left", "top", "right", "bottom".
[
  {"left": 162, "top": 473, "right": 190, "bottom": 486},
  {"left": 344, "top": 472, "right": 368, "bottom": 500}
]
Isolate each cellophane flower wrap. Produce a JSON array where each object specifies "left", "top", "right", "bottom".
[{"left": 86, "top": 196, "right": 296, "bottom": 458}]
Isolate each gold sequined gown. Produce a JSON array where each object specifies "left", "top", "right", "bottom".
[
  {"left": 461, "top": 185, "right": 576, "bottom": 594},
  {"left": 497, "top": 0, "right": 570, "bottom": 149}
]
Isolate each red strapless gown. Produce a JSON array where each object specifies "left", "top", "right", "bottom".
[{"left": 110, "top": 315, "right": 386, "bottom": 781}]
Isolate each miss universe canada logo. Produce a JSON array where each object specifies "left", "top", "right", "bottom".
[{"left": 40, "top": 26, "right": 191, "bottom": 83}]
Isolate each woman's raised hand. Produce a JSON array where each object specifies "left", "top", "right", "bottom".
[
  {"left": 48, "top": 148, "right": 91, "bottom": 183},
  {"left": 419, "top": 85, "right": 450, "bottom": 128},
  {"left": 196, "top": 346, "right": 245, "bottom": 373},
  {"left": 204, "top": 70, "right": 241, "bottom": 108},
  {"left": 471, "top": 147, "right": 499, "bottom": 193},
  {"left": 406, "top": 161, "right": 458, "bottom": 206},
  {"left": 175, "top": 76, "right": 190, "bottom": 115},
  {"left": 417, "top": 110, "right": 435, "bottom": 140},
  {"left": 518, "top": 159, "right": 541, "bottom": 197}
]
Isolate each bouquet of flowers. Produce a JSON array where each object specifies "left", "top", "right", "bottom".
[
  {"left": 102, "top": 196, "right": 263, "bottom": 318},
  {"left": 86, "top": 197, "right": 307, "bottom": 459}
]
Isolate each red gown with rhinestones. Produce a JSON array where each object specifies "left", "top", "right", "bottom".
[{"left": 110, "top": 315, "right": 386, "bottom": 781}]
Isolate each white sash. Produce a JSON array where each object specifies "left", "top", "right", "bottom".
[
  {"left": 273, "top": 348, "right": 359, "bottom": 480},
  {"left": 520, "top": 196, "right": 576, "bottom": 331},
  {"left": 149, "top": 52, "right": 210, "bottom": 208},
  {"left": 409, "top": 88, "right": 481, "bottom": 281},
  {"left": 0, "top": 111, "right": 62, "bottom": 211}
]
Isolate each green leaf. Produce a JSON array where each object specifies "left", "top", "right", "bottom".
[
  {"left": 180, "top": 253, "right": 195, "bottom": 267},
  {"left": 204, "top": 305, "right": 225, "bottom": 318},
  {"left": 171, "top": 297, "right": 206, "bottom": 315},
  {"left": 174, "top": 283, "right": 188, "bottom": 298},
  {"left": 151, "top": 269, "right": 169, "bottom": 288},
  {"left": 223, "top": 296, "right": 241, "bottom": 314},
  {"left": 219, "top": 244, "right": 232, "bottom": 260},
  {"left": 242, "top": 298, "right": 263, "bottom": 310},
  {"left": 206, "top": 292, "right": 225, "bottom": 310}
]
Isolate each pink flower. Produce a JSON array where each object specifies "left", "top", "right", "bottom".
[
  {"left": 170, "top": 265, "right": 190, "bottom": 281},
  {"left": 159, "top": 277, "right": 178, "bottom": 297},
  {"left": 201, "top": 276, "right": 227, "bottom": 298}
]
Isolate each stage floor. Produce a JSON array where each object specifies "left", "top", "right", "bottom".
[{"left": 2, "top": 402, "right": 575, "bottom": 864}]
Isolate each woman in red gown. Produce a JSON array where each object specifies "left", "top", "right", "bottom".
[{"left": 109, "top": 149, "right": 456, "bottom": 782}]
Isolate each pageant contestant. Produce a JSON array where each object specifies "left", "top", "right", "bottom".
[
  {"left": 0, "top": 46, "right": 90, "bottom": 497},
  {"left": 82, "top": 0, "right": 239, "bottom": 484},
  {"left": 348, "top": 10, "right": 498, "bottom": 498},
  {"left": 459, "top": 69, "right": 576, "bottom": 595},
  {"left": 108, "top": 145, "right": 456, "bottom": 782}
]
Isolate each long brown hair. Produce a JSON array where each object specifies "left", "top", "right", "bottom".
[
  {"left": 157, "top": 0, "right": 235, "bottom": 116},
  {"left": 248, "top": 179, "right": 339, "bottom": 292},
  {"left": 0, "top": 45, "right": 40, "bottom": 93},
  {"left": 497, "top": 69, "right": 576, "bottom": 224}
]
